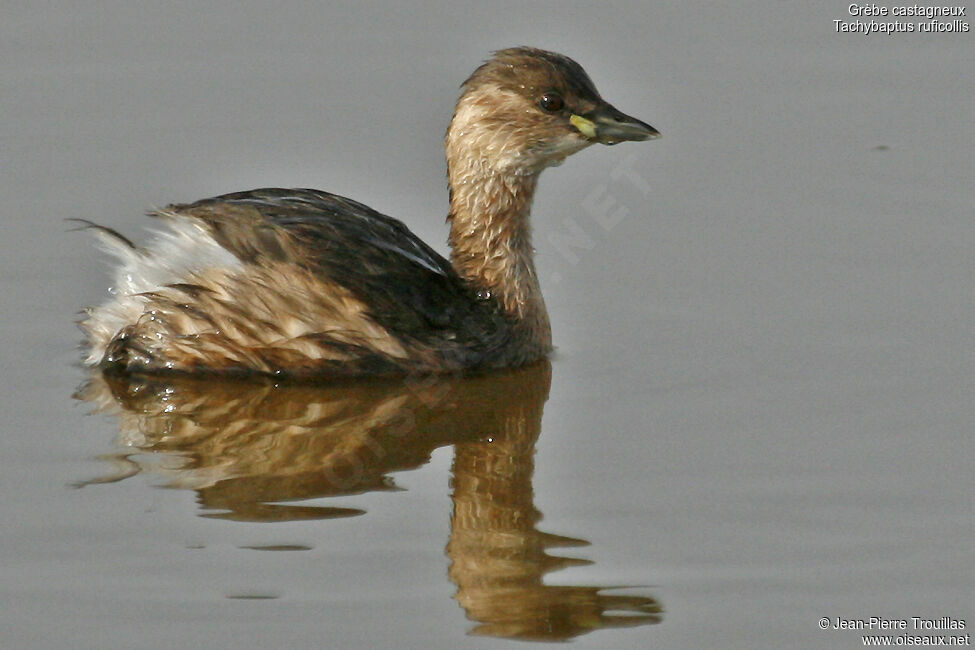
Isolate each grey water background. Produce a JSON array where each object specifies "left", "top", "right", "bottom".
[{"left": 2, "top": 2, "right": 972, "bottom": 648}]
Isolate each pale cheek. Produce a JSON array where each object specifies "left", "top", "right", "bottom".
[
  {"left": 517, "top": 133, "right": 591, "bottom": 171},
  {"left": 547, "top": 133, "right": 592, "bottom": 156}
]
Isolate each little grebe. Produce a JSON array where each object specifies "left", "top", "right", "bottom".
[{"left": 81, "top": 47, "right": 659, "bottom": 377}]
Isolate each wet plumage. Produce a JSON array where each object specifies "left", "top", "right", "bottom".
[{"left": 81, "top": 47, "right": 659, "bottom": 378}]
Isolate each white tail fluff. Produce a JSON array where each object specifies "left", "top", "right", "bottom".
[{"left": 82, "top": 213, "right": 242, "bottom": 365}]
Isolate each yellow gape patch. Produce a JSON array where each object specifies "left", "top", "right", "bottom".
[{"left": 569, "top": 114, "right": 597, "bottom": 139}]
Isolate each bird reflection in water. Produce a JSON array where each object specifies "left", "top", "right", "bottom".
[{"left": 75, "top": 362, "right": 662, "bottom": 641}]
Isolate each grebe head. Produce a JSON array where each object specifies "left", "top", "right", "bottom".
[{"left": 447, "top": 47, "right": 659, "bottom": 176}]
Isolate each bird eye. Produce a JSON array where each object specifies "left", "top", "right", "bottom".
[{"left": 539, "top": 92, "right": 564, "bottom": 112}]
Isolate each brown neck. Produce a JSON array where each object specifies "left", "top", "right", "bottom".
[{"left": 446, "top": 164, "right": 551, "bottom": 348}]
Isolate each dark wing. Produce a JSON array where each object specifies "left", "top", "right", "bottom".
[{"left": 169, "top": 188, "right": 511, "bottom": 365}]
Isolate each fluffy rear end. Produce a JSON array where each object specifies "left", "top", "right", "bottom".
[
  {"left": 80, "top": 213, "right": 243, "bottom": 366},
  {"left": 80, "top": 212, "right": 418, "bottom": 376}
]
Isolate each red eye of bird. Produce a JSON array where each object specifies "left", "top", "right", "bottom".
[{"left": 539, "top": 92, "right": 564, "bottom": 112}]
